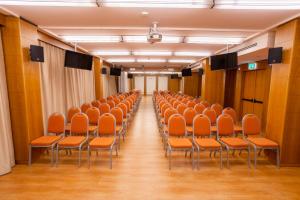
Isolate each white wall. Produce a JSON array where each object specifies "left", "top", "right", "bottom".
[
  {"left": 134, "top": 76, "right": 144, "bottom": 94},
  {"left": 158, "top": 76, "right": 168, "bottom": 91}
]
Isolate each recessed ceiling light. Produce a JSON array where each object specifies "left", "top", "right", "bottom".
[
  {"left": 62, "top": 35, "right": 121, "bottom": 43},
  {"left": 185, "top": 36, "right": 244, "bottom": 44},
  {"left": 133, "top": 51, "right": 172, "bottom": 56},
  {"left": 168, "top": 59, "right": 196, "bottom": 63},
  {"left": 0, "top": 0, "right": 96, "bottom": 7},
  {"left": 130, "top": 68, "right": 136, "bottom": 71},
  {"left": 137, "top": 59, "right": 166, "bottom": 63},
  {"left": 93, "top": 51, "right": 130, "bottom": 56},
  {"left": 141, "top": 11, "right": 149, "bottom": 15},
  {"left": 107, "top": 58, "right": 135, "bottom": 63},
  {"left": 174, "top": 51, "right": 211, "bottom": 57}
]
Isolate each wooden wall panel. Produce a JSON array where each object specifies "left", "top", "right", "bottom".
[
  {"left": 201, "top": 58, "right": 225, "bottom": 105},
  {"left": 266, "top": 19, "right": 300, "bottom": 165},
  {"left": 93, "top": 57, "right": 103, "bottom": 99},
  {"left": 168, "top": 77, "right": 180, "bottom": 93},
  {"left": 183, "top": 72, "right": 200, "bottom": 97}
]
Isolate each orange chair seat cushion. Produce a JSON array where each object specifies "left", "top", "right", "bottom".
[
  {"left": 220, "top": 137, "right": 248, "bottom": 148},
  {"left": 116, "top": 125, "right": 123, "bottom": 133},
  {"left": 247, "top": 137, "right": 278, "bottom": 148},
  {"left": 31, "top": 136, "right": 62, "bottom": 146},
  {"left": 186, "top": 126, "right": 193, "bottom": 133},
  {"left": 89, "top": 137, "right": 115, "bottom": 148},
  {"left": 58, "top": 136, "right": 86, "bottom": 147},
  {"left": 168, "top": 138, "right": 193, "bottom": 148},
  {"left": 195, "top": 138, "right": 221, "bottom": 149}
]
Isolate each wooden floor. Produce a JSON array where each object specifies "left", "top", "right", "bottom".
[{"left": 1, "top": 96, "right": 300, "bottom": 200}]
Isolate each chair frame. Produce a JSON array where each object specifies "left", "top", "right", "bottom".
[
  {"left": 56, "top": 114, "right": 89, "bottom": 167},
  {"left": 87, "top": 114, "right": 117, "bottom": 169}
]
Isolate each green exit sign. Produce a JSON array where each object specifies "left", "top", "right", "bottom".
[{"left": 248, "top": 63, "right": 257, "bottom": 70}]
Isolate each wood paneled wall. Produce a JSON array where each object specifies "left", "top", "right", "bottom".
[
  {"left": 2, "top": 16, "right": 44, "bottom": 163},
  {"left": 93, "top": 57, "right": 103, "bottom": 99},
  {"left": 168, "top": 77, "right": 180, "bottom": 93},
  {"left": 201, "top": 58, "right": 225, "bottom": 105},
  {"left": 266, "top": 19, "right": 300, "bottom": 166},
  {"left": 183, "top": 72, "right": 201, "bottom": 97}
]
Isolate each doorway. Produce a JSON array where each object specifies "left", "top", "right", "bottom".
[{"left": 146, "top": 76, "right": 156, "bottom": 95}]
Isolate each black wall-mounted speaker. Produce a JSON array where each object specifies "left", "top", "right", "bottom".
[
  {"left": 268, "top": 47, "right": 283, "bottom": 64},
  {"left": 30, "top": 45, "right": 44, "bottom": 62},
  {"left": 101, "top": 68, "right": 107, "bottom": 74}
]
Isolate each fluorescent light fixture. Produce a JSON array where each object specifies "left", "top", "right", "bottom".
[
  {"left": 93, "top": 51, "right": 130, "bottom": 56},
  {"left": 130, "top": 71, "right": 179, "bottom": 75},
  {"left": 130, "top": 68, "right": 136, "bottom": 71},
  {"left": 123, "top": 36, "right": 148, "bottom": 43},
  {"left": 107, "top": 58, "right": 135, "bottom": 63},
  {"left": 137, "top": 59, "right": 166, "bottom": 63},
  {"left": 0, "top": 0, "right": 96, "bottom": 7},
  {"left": 161, "top": 36, "right": 183, "bottom": 43},
  {"left": 185, "top": 36, "right": 244, "bottom": 44},
  {"left": 168, "top": 59, "right": 195, "bottom": 63},
  {"left": 102, "top": 0, "right": 209, "bottom": 8},
  {"left": 216, "top": 0, "right": 300, "bottom": 10},
  {"left": 174, "top": 51, "right": 211, "bottom": 57},
  {"left": 133, "top": 51, "right": 172, "bottom": 56},
  {"left": 62, "top": 35, "right": 121, "bottom": 43}
]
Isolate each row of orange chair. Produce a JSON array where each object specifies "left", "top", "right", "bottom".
[
  {"left": 154, "top": 91, "right": 280, "bottom": 170},
  {"left": 28, "top": 91, "right": 141, "bottom": 168}
]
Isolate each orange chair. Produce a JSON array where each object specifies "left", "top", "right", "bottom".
[
  {"left": 117, "top": 103, "right": 128, "bottom": 125},
  {"left": 88, "top": 113, "right": 117, "bottom": 169},
  {"left": 91, "top": 100, "right": 100, "bottom": 108},
  {"left": 161, "top": 108, "right": 178, "bottom": 146},
  {"left": 67, "top": 107, "right": 81, "bottom": 123},
  {"left": 81, "top": 103, "right": 92, "bottom": 113},
  {"left": 99, "top": 103, "right": 110, "bottom": 115},
  {"left": 86, "top": 107, "right": 100, "bottom": 126},
  {"left": 217, "top": 114, "right": 250, "bottom": 168},
  {"left": 203, "top": 107, "right": 217, "bottom": 125},
  {"left": 222, "top": 107, "right": 238, "bottom": 124},
  {"left": 107, "top": 100, "right": 115, "bottom": 109},
  {"left": 113, "top": 98, "right": 120, "bottom": 105},
  {"left": 166, "top": 114, "right": 194, "bottom": 170},
  {"left": 56, "top": 113, "right": 89, "bottom": 167},
  {"left": 187, "top": 101, "right": 196, "bottom": 108},
  {"left": 211, "top": 103, "right": 223, "bottom": 117},
  {"left": 29, "top": 113, "right": 65, "bottom": 166},
  {"left": 177, "top": 103, "right": 188, "bottom": 115},
  {"left": 182, "top": 98, "right": 189, "bottom": 104},
  {"left": 242, "top": 114, "right": 280, "bottom": 168},
  {"left": 194, "top": 103, "right": 205, "bottom": 114},
  {"left": 200, "top": 100, "right": 210, "bottom": 108},
  {"left": 99, "top": 98, "right": 107, "bottom": 103},
  {"left": 173, "top": 101, "right": 180, "bottom": 109},
  {"left": 111, "top": 107, "right": 125, "bottom": 143},
  {"left": 107, "top": 96, "right": 114, "bottom": 101},
  {"left": 192, "top": 114, "right": 222, "bottom": 169},
  {"left": 183, "top": 108, "right": 197, "bottom": 134}
]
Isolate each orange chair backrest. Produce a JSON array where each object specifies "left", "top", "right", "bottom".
[
  {"left": 168, "top": 114, "right": 186, "bottom": 136},
  {"left": 203, "top": 107, "right": 217, "bottom": 125},
  {"left": 48, "top": 112, "right": 65, "bottom": 135},
  {"left": 177, "top": 104, "right": 188, "bottom": 115},
  {"left": 117, "top": 103, "right": 127, "bottom": 118},
  {"left": 67, "top": 107, "right": 81, "bottom": 123},
  {"left": 183, "top": 108, "right": 197, "bottom": 126},
  {"left": 81, "top": 103, "right": 92, "bottom": 114},
  {"left": 194, "top": 103, "right": 205, "bottom": 114},
  {"left": 70, "top": 113, "right": 89, "bottom": 136},
  {"left": 107, "top": 96, "right": 113, "bottom": 101},
  {"left": 193, "top": 114, "right": 211, "bottom": 137},
  {"left": 217, "top": 114, "right": 234, "bottom": 137},
  {"left": 200, "top": 100, "right": 210, "bottom": 108},
  {"left": 99, "top": 103, "right": 110, "bottom": 115},
  {"left": 107, "top": 100, "right": 115, "bottom": 109},
  {"left": 91, "top": 100, "right": 100, "bottom": 108},
  {"left": 182, "top": 98, "right": 189, "bottom": 104},
  {"left": 161, "top": 104, "right": 171, "bottom": 117},
  {"left": 124, "top": 100, "right": 131, "bottom": 112},
  {"left": 164, "top": 108, "right": 178, "bottom": 125},
  {"left": 119, "top": 95, "right": 125, "bottom": 101},
  {"left": 173, "top": 101, "right": 180, "bottom": 109},
  {"left": 211, "top": 103, "right": 223, "bottom": 117},
  {"left": 222, "top": 107, "right": 238, "bottom": 123},
  {"left": 242, "top": 114, "right": 261, "bottom": 136},
  {"left": 113, "top": 98, "right": 120, "bottom": 105},
  {"left": 86, "top": 107, "right": 100, "bottom": 125},
  {"left": 110, "top": 107, "right": 123, "bottom": 126},
  {"left": 187, "top": 101, "right": 196, "bottom": 108},
  {"left": 99, "top": 98, "right": 107, "bottom": 103},
  {"left": 98, "top": 113, "right": 116, "bottom": 136}
]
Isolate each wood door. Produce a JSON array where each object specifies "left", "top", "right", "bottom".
[{"left": 241, "top": 71, "right": 256, "bottom": 116}]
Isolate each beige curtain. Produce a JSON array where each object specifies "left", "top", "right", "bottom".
[
  {"left": 40, "top": 42, "right": 66, "bottom": 130},
  {"left": 40, "top": 42, "right": 95, "bottom": 132},
  {"left": 0, "top": 31, "right": 15, "bottom": 175}
]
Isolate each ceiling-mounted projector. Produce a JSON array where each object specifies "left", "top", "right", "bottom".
[{"left": 147, "top": 22, "right": 162, "bottom": 44}]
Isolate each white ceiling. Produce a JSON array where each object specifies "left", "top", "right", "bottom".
[{"left": 1, "top": 4, "right": 300, "bottom": 70}]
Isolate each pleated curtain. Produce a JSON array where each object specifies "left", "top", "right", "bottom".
[
  {"left": 0, "top": 31, "right": 15, "bottom": 175},
  {"left": 40, "top": 42, "right": 95, "bottom": 132}
]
